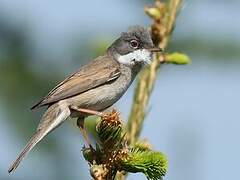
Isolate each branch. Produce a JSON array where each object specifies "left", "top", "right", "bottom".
[
  {"left": 83, "top": 110, "right": 167, "bottom": 180},
  {"left": 127, "top": 0, "right": 183, "bottom": 146}
]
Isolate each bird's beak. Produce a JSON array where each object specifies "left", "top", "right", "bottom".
[{"left": 148, "top": 47, "right": 163, "bottom": 53}]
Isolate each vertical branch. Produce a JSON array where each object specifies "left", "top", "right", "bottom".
[{"left": 126, "top": 0, "right": 182, "bottom": 145}]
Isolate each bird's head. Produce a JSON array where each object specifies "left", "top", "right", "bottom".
[{"left": 107, "top": 26, "right": 162, "bottom": 67}]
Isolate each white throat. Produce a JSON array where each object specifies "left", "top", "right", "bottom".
[{"left": 117, "top": 49, "right": 152, "bottom": 66}]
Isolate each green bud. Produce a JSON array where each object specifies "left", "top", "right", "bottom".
[
  {"left": 133, "top": 140, "right": 152, "bottom": 151},
  {"left": 82, "top": 147, "right": 94, "bottom": 163},
  {"left": 165, "top": 52, "right": 191, "bottom": 65},
  {"left": 121, "top": 148, "right": 168, "bottom": 180},
  {"left": 145, "top": 7, "right": 161, "bottom": 20},
  {"left": 96, "top": 110, "right": 124, "bottom": 149}
]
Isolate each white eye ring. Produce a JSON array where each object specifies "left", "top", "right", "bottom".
[{"left": 130, "top": 40, "right": 139, "bottom": 49}]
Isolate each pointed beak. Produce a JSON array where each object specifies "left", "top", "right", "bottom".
[{"left": 148, "top": 47, "right": 163, "bottom": 53}]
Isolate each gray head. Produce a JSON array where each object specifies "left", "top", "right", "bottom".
[{"left": 107, "top": 25, "right": 161, "bottom": 67}]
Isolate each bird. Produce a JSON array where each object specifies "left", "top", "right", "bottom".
[{"left": 8, "top": 25, "right": 162, "bottom": 173}]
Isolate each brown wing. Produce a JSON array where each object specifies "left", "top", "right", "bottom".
[{"left": 31, "top": 55, "right": 121, "bottom": 109}]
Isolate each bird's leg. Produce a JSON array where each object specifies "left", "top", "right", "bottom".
[
  {"left": 71, "top": 106, "right": 107, "bottom": 149},
  {"left": 77, "top": 116, "right": 92, "bottom": 148},
  {"left": 70, "top": 106, "right": 106, "bottom": 117}
]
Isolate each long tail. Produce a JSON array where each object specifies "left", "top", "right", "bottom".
[{"left": 8, "top": 102, "right": 70, "bottom": 173}]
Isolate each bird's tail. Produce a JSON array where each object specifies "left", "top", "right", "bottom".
[{"left": 8, "top": 102, "right": 70, "bottom": 173}]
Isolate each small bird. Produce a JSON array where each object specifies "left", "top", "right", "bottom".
[{"left": 8, "top": 25, "right": 162, "bottom": 173}]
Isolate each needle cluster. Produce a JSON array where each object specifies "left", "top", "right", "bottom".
[{"left": 82, "top": 110, "right": 167, "bottom": 180}]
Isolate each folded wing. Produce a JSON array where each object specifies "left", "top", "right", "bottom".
[{"left": 31, "top": 56, "right": 121, "bottom": 109}]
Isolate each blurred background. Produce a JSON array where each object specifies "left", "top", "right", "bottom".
[{"left": 0, "top": 0, "right": 239, "bottom": 179}]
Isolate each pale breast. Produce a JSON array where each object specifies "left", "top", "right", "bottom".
[{"left": 66, "top": 64, "right": 139, "bottom": 111}]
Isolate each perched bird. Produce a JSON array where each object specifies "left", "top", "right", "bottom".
[{"left": 8, "top": 25, "right": 162, "bottom": 173}]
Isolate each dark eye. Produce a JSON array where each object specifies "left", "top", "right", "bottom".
[{"left": 130, "top": 39, "right": 139, "bottom": 49}]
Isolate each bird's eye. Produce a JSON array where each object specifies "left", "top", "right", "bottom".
[{"left": 130, "top": 40, "right": 139, "bottom": 49}]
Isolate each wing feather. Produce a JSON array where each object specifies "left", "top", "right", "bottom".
[{"left": 31, "top": 56, "right": 120, "bottom": 109}]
